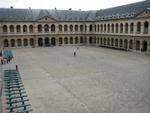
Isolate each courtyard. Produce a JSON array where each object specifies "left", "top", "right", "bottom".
[{"left": 2, "top": 46, "right": 150, "bottom": 113}]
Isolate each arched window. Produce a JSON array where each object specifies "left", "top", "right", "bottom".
[
  {"left": 70, "top": 37, "right": 73, "bottom": 44},
  {"left": 129, "top": 40, "right": 133, "bottom": 49},
  {"left": 137, "top": 22, "right": 141, "bottom": 34},
  {"left": 23, "top": 25, "right": 27, "bottom": 33},
  {"left": 69, "top": 25, "right": 73, "bottom": 32},
  {"left": 120, "top": 23, "right": 123, "bottom": 33},
  {"left": 59, "top": 37, "right": 63, "bottom": 44},
  {"left": 10, "top": 25, "right": 14, "bottom": 33},
  {"left": 38, "top": 24, "right": 42, "bottom": 33},
  {"left": 136, "top": 40, "right": 140, "bottom": 50},
  {"left": 130, "top": 23, "right": 134, "bottom": 34},
  {"left": 51, "top": 24, "right": 55, "bottom": 32},
  {"left": 80, "top": 37, "right": 83, "bottom": 43},
  {"left": 111, "top": 24, "right": 114, "bottom": 33},
  {"left": 80, "top": 25, "right": 83, "bottom": 32},
  {"left": 29, "top": 25, "right": 33, "bottom": 33},
  {"left": 75, "top": 37, "right": 78, "bottom": 44},
  {"left": 64, "top": 37, "right": 68, "bottom": 44},
  {"left": 89, "top": 24, "right": 93, "bottom": 32},
  {"left": 30, "top": 38, "right": 34, "bottom": 46},
  {"left": 44, "top": 24, "right": 49, "bottom": 32},
  {"left": 59, "top": 25, "right": 62, "bottom": 32},
  {"left": 124, "top": 39, "right": 128, "bottom": 49},
  {"left": 4, "top": 39, "right": 9, "bottom": 47},
  {"left": 125, "top": 23, "right": 128, "bottom": 33},
  {"left": 17, "top": 39, "right": 22, "bottom": 47},
  {"left": 108, "top": 24, "right": 110, "bottom": 33},
  {"left": 64, "top": 25, "right": 68, "bottom": 32},
  {"left": 144, "top": 21, "right": 149, "bottom": 34},
  {"left": 101, "top": 24, "right": 103, "bottom": 32},
  {"left": 75, "top": 25, "right": 78, "bottom": 32},
  {"left": 104, "top": 24, "right": 106, "bottom": 32},
  {"left": 119, "top": 39, "right": 123, "bottom": 47},
  {"left": 16, "top": 25, "right": 21, "bottom": 33},
  {"left": 115, "top": 39, "right": 118, "bottom": 47},
  {"left": 24, "top": 39, "right": 28, "bottom": 46},
  {"left": 116, "top": 23, "right": 118, "bottom": 33},
  {"left": 10, "top": 39, "right": 15, "bottom": 47},
  {"left": 94, "top": 25, "right": 97, "bottom": 32},
  {"left": 97, "top": 24, "right": 100, "bottom": 32},
  {"left": 111, "top": 38, "right": 114, "bottom": 46},
  {"left": 3, "top": 25, "right": 7, "bottom": 33}
]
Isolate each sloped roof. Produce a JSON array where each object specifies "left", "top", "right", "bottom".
[
  {"left": 96, "top": 0, "right": 150, "bottom": 21},
  {"left": 0, "top": 0, "right": 149, "bottom": 22}
]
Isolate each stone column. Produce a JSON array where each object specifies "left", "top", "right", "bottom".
[
  {"left": 148, "top": 22, "right": 150, "bottom": 34},
  {"left": 147, "top": 41, "right": 150, "bottom": 53},
  {"left": 141, "top": 22, "right": 144, "bottom": 34},
  {"left": 34, "top": 37, "right": 38, "bottom": 47}
]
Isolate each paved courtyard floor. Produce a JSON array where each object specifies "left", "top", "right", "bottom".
[{"left": 2, "top": 46, "right": 150, "bottom": 113}]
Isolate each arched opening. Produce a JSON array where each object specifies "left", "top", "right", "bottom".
[
  {"left": 23, "top": 25, "right": 27, "bottom": 33},
  {"left": 75, "top": 25, "right": 78, "bottom": 32},
  {"left": 75, "top": 37, "right": 78, "bottom": 44},
  {"left": 130, "top": 23, "right": 134, "bottom": 34},
  {"left": 59, "top": 25, "right": 62, "bottom": 32},
  {"left": 64, "top": 37, "right": 68, "bottom": 44},
  {"left": 104, "top": 24, "right": 106, "bottom": 32},
  {"left": 137, "top": 22, "right": 141, "bottom": 34},
  {"left": 89, "top": 25, "right": 93, "bottom": 32},
  {"left": 44, "top": 24, "right": 49, "bottom": 33},
  {"left": 10, "top": 39, "right": 15, "bottom": 47},
  {"left": 59, "top": 37, "right": 63, "bottom": 45},
  {"left": 104, "top": 38, "right": 106, "bottom": 45},
  {"left": 136, "top": 40, "right": 140, "bottom": 50},
  {"left": 64, "top": 25, "right": 68, "bottom": 32},
  {"left": 10, "top": 25, "right": 14, "bottom": 33},
  {"left": 70, "top": 37, "right": 73, "bottom": 44},
  {"left": 80, "top": 25, "right": 84, "bottom": 32},
  {"left": 89, "top": 37, "right": 93, "bottom": 44},
  {"left": 24, "top": 39, "right": 28, "bottom": 46},
  {"left": 125, "top": 23, "right": 128, "bottom": 33},
  {"left": 101, "top": 24, "right": 103, "bottom": 32},
  {"left": 38, "top": 24, "right": 42, "bottom": 33},
  {"left": 111, "top": 24, "right": 114, "bottom": 33},
  {"left": 45, "top": 37, "right": 50, "bottom": 46},
  {"left": 144, "top": 22, "right": 149, "bottom": 34},
  {"left": 16, "top": 25, "right": 21, "bottom": 33},
  {"left": 30, "top": 38, "right": 34, "bottom": 46},
  {"left": 38, "top": 38, "right": 43, "bottom": 46},
  {"left": 120, "top": 23, "right": 123, "bottom": 33},
  {"left": 3, "top": 25, "right": 7, "bottom": 33},
  {"left": 142, "top": 41, "right": 147, "bottom": 52},
  {"left": 69, "top": 25, "right": 73, "bottom": 32},
  {"left": 119, "top": 39, "right": 123, "bottom": 47},
  {"left": 17, "top": 39, "right": 22, "bottom": 47},
  {"left": 115, "top": 39, "right": 118, "bottom": 47},
  {"left": 129, "top": 40, "right": 133, "bottom": 49},
  {"left": 116, "top": 23, "right": 118, "bottom": 33},
  {"left": 4, "top": 39, "right": 9, "bottom": 47},
  {"left": 51, "top": 24, "right": 55, "bottom": 32},
  {"left": 124, "top": 39, "right": 128, "bottom": 49},
  {"left": 29, "top": 25, "right": 33, "bottom": 33},
  {"left": 108, "top": 24, "right": 110, "bottom": 33},
  {"left": 51, "top": 37, "right": 56, "bottom": 46},
  {"left": 107, "top": 38, "right": 110, "bottom": 46},
  {"left": 80, "top": 37, "right": 83, "bottom": 43},
  {"left": 111, "top": 38, "right": 114, "bottom": 46},
  {"left": 100, "top": 38, "right": 103, "bottom": 44}
]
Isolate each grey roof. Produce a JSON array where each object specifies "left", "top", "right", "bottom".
[
  {"left": 96, "top": 0, "right": 150, "bottom": 21},
  {"left": 0, "top": 0, "right": 149, "bottom": 22}
]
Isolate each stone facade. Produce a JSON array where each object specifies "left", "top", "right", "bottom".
[{"left": 0, "top": 1, "right": 150, "bottom": 53}]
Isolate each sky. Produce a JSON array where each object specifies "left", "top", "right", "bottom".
[{"left": 0, "top": 0, "right": 145, "bottom": 10}]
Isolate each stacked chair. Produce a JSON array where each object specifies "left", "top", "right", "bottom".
[{"left": 4, "top": 69, "right": 32, "bottom": 113}]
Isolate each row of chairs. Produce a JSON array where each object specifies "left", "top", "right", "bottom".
[{"left": 4, "top": 69, "right": 32, "bottom": 113}]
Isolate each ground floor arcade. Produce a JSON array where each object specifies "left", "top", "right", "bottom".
[{"left": 1, "top": 35, "right": 150, "bottom": 53}]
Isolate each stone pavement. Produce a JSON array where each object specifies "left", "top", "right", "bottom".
[{"left": 2, "top": 46, "right": 150, "bottom": 113}]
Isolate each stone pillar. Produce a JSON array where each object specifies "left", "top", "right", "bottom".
[
  {"left": 147, "top": 41, "right": 150, "bottom": 53},
  {"left": 140, "top": 40, "right": 143, "bottom": 52},
  {"left": 128, "top": 23, "right": 130, "bottom": 34},
  {"left": 141, "top": 22, "right": 144, "bottom": 34},
  {"left": 148, "top": 22, "right": 150, "bottom": 34},
  {"left": 21, "top": 25, "right": 23, "bottom": 34},
  {"left": 55, "top": 24, "right": 59, "bottom": 34},
  {"left": 86, "top": 36, "right": 89, "bottom": 45},
  {"left": 34, "top": 37, "right": 38, "bottom": 47}
]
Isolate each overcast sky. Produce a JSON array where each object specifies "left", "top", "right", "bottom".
[{"left": 0, "top": 0, "right": 145, "bottom": 10}]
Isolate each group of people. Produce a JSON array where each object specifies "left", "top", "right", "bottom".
[{"left": 0, "top": 56, "right": 12, "bottom": 65}]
